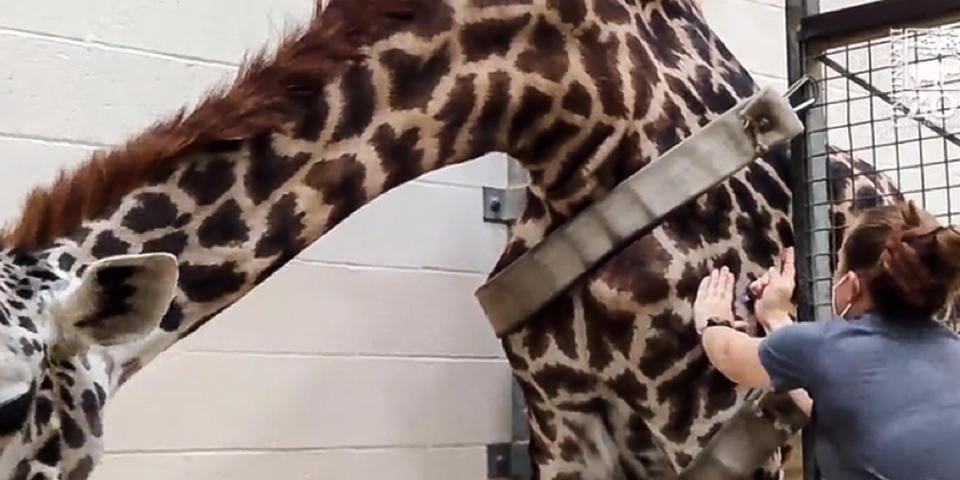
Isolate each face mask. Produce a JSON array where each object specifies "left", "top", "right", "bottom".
[{"left": 832, "top": 273, "right": 853, "bottom": 319}]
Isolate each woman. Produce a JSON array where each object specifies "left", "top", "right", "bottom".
[{"left": 694, "top": 201, "right": 960, "bottom": 479}]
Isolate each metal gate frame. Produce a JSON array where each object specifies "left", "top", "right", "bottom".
[{"left": 787, "top": 1, "right": 960, "bottom": 478}]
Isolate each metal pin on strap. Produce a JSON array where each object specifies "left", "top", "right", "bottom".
[{"left": 784, "top": 75, "right": 817, "bottom": 113}]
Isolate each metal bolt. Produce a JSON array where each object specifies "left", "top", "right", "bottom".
[
  {"left": 756, "top": 116, "right": 773, "bottom": 132},
  {"left": 489, "top": 198, "right": 502, "bottom": 214}
]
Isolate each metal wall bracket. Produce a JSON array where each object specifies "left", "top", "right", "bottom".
[
  {"left": 482, "top": 186, "right": 527, "bottom": 224},
  {"left": 486, "top": 379, "right": 532, "bottom": 479}
]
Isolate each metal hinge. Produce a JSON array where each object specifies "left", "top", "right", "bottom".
[{"left": 482, "top": 186, "right": 527, "bottom": 224}]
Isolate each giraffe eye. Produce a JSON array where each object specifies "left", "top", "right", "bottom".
[{"left": 0, "top": 389, "right": 33, "bottom": 436}]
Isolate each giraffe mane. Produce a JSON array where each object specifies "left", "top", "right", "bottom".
[{"left": 2, "top": 0, "right": 415, "bottom": 251}]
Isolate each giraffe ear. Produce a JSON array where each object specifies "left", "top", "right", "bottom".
[{"left": 51, "top": 253, "right": 179, "bottom": 348}]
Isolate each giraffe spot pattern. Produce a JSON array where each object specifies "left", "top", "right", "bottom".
[
  {"left": 582, "top": 289, "right": 635, "bottom": 370},
  {"left": 74, "top": 265, "right": 138, "bottom": 335},
  {"left": 178, "top": 262, "right": 246, "bottom": 303},
  {"left": 637, "top": 10, "right": 683, "bottom": 69},
  {"left": 639, "top": 310, "right": 698, "bottom": 379},
  {"left": 460, "top": 15, "right": 531, "bottom": 62},
  {"left": 178, "top": 157, "right": 236, "bottom": 206},
  {"left": 562, "top": 81, "right": 592, "bottom": 117},
  {"left": 330, "top": 64, "right": 376, "bottom": 142},
  {"left": 371, "top": 125, "right": 425, "bottom": 191},
  {"left": 642, "top": 95, "right": 689, "bottom": 156},
  {"left": 626, "top": 34, "right": 659, "bottom": 122},
  {"left": 59, "top": 411, "right": 85, "bottom": 449},
  {"left": 66, "top": 457, "right": 94, "bottom": 480},
  {"left": 550, "top": 123, "right": 615, "bottom": 197},
  {"left": 80, "top": 390, "right": 102, "bottom": 438},
  {"left": 665, "top": 75, "right": 708, "bottom": 125},
  {"left": 245, "top": 134, "right": 310, "bottom": 205},
  {"left": 690, "top": 65, "right": 737, "bottom": 115},
  {"left": 593, "top": 0, "right": 631, "bottom": 23},
  {"left": 548, "top": 0, "right": 587, "bottom": 27},
  {"left": 532, "top": 363, "right": 598, "bottom": 397},
  {"left": 579, "top": 25, "right": 627, "bottom": 117},
  {"left": 522, "top": 294, "right": 578, "bottom": 361},
  {"left": 0, "top": 389, "right": 34, "bottom": 436},
  {"left": 36, "top": 435, "right": 60, "bottom": 467},
  {"left": 90, "top": 231, "right": 131, "bottom": 259},
  {"left": 294, "top": 92, "right": 328, "bottom": 142},
  {"left": 509, "top": 87, "right": 554, "bottom": 149},
  {"left": 598, "top": 234, "right": 672, "bottom": 304},
  {"left": 381, "top": 43, "right": 452, "bottom": 111},
  {"left": 254, "top": 193, "right": 306, "bottom": 261},
  {"left": 520, "top": 119, "right": 580, "bottom": 162},
  {"left": 121, "top": 193, "right": 180, "bottom": 234},
  {"left": 434, "top": 74, "right": 477, "bottom": 162},
  {"left": 469, "top": 71, "right": 511, "bottom": 156},
  {"left": 197, "top": 200, "right": 250, "bottom": 248},
  {"left": 656, "top": 354, "right": 711, "bottom": 443},
  {"left": 305, "top": 154, "right": 367, "bottom": 229},
  {"left": 516, "top": 17, "right": 569, "bottom": 82},
  {"left": 142, "top": 231, "right": 189, "bottom": 257},
  {"left": 159, "top": 302, "right": 184, "bottom": 332},
  {"left": 729, "top": 177, "right": 779, "bottom": 268}
]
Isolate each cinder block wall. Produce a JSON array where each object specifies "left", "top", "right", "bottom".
[{"left": 0, "top": 0, "right": 855, "bottom": 478}]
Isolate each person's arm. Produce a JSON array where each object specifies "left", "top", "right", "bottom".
[{"left": 701, "top": 325, "right": 771, "bottom": 388}]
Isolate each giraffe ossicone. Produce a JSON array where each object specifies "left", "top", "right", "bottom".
[{"left": 0, "top": 1, "right": 906, "bottom": 479}]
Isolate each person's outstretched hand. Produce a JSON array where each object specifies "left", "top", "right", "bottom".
[
  {"left": 694, "top": 266, "right": 748, "bottom": 332},
  {"left": 750, "top": 247, "right": 796, "bottom": 333}
]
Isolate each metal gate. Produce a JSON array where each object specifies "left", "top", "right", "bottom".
[{"left": 787, "top": 1, "right": 960, "bottom": 478}]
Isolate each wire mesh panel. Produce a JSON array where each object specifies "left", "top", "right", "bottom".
[{"left": 800, "top": 15, "right": 960, "bottom": 327}]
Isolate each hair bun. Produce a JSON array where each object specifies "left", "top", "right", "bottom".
[{"left": 881, "top": 225, "right": 942, "bottom": 307}]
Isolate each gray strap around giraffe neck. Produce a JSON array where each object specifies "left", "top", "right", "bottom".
[{"left": 475, "top": 87, "right": 805, "bottom": 337}]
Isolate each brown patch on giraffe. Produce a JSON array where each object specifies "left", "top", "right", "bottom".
[
  {"left": 381, "top": 43, "right": 452, "bottom": 111},
  {"left": 66, "top": 457, "right": 95, "bottom": 480},
  {"left": 582, "top": 288, "right": 635, "bottom": 370},
  {"left": 520, "top": 119, "right": 581, "bottom": 163},
  {"left": 178, "top": 261, "right": 247, "bottom": 302},
  {"left": 606, "top": 370, "right": 652, "bottom": 415},
  {"left": 305, "top": 154, "right": 367, "bottom": 228},
  {"left": 372, "top": 125, "right": 425, "bottom": 191},
  {"left": 197, "top": 199, "right": 250, "bottom": 248},
  {"left": 11, "top": 461, "right": 29, "bottom": 480},
  {"left": 598, "top": 234, "right": 672, "bottom": 304},
  {"left": 638, "top": 310, "right": 699, "bottom": 379},
  {"left": 661, "top": 184, "right": 734, "bottom": 252},
  {"left": 509, "top": 87, "right": 554, "bottom": 148},
  {"left": 435, "top": 74, "right": 477, "bottom": 162},
  {"left": 3, "top": 0, "right": 417, "bottom": 250},
  {"left": 745, "top": 163, "right": 790, "bottom": 214},
  {"left": 142, "top": 231, "right": 189, "bottom": 257},
  {"left": 675, "top": 451, "right": 693, "bottom": 469},
  {"left": 91, "top": 231, "right": 131, "bottom": 259},
  {"left": 626, "top": 36, "right": 658, "bottom": 121},
  {"left": 60, "top": 410, "right": 85, "bottom": 448},
  {"left": 549, "top": 0, "right": 587, "bottom": 26},
  {"left": 559, "top": 437, "right": 583, "bottom": 462},
  {"left": 636, "top": 10, "right": 682, "bottom": 69},
  {"left": 690, "top": 65, "right": 737, "bottom": 115},
  {"left": 729, "top": 177, "right": 778, "bottom": 267},
  {"left": 409, "top": 0, "right": 454, "bottom": 38},
  {"left": 656, "top": 354, "right": 711, "bottom": 443},
  {"left": 579, "top": 25, "right": 627, "bottom": 117},
  {"left": 246, "top": 134, "right": 311, "bottom": 205},
  {"left": 665, "top": 74, "right": 707, "bottom": 126},
  {"left": 532, "top": 364, "right": 598, "bottom": 397},
  {"left": 80, "top": 389, "right": 103, "bottom": 438},
  {"left": 122, "top": 192, "right": 180, "bottom": 234},
  {"left": 460, "top": 15, "right": 532, "bottom": 62},
  {"left": 254, "top": 193, "right": 307, "bottom": 259},
  {"left": 643, "top": 95, "right": 690, "bottom": 155},
  {"left": 777, "top": 218, "right": 794, "bottom": 248},
  {"left": 703, "top": 368, "right": 737, "bottom": 418},
  {"left": 293, "top": 90, "right": 328, "bottom": 142},
  {"left": 469, "top": 71, "right": 511, "bottom": 156},
  {"left": 522, "top": 294, "right": 578, "bottom": 361},
  {"left": 517, "top": 17, "right": 569, "bottom": 82},
  {"left": 178, "top": 157, "right": 236, "bottom": 206},
  {"left": 593, "top": 0, "right": 631, "bottom": 23},
  {"left": 159, "top": 302, "right": 184, "bottom": 331},
  {"left": 562, "top": 81, "right": 592, "bottom": 117}
]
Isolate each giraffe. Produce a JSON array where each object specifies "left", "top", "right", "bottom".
[{"left": 0, "top": 0, "right": 901, "bottom": 478}]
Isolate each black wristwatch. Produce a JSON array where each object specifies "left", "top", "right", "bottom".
[{"left": 698, "top": 317, "right": 733, "bottom": 334}]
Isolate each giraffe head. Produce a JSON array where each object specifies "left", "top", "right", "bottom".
[{"left": 0, "top": 250, "right": 178, "bottom": 478}]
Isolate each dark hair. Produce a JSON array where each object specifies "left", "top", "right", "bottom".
[{"left": 841, "top": 201, "right": 960, "bottom": 320}]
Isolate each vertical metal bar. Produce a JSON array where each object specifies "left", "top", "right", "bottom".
[{"left": 787, "top": 1, "right": 820, "bottom": 479}]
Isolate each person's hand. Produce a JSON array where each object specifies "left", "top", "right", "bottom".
[
  {"left": 694, "top": 266, "right": 748, "bottom": 332},
  {"left": 750, "top": 247, "right": 796, "bottom": 332}
]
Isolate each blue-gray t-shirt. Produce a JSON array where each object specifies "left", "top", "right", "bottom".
[{"left": 759, "top": 312, "right": 960, "bottom": 480}]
